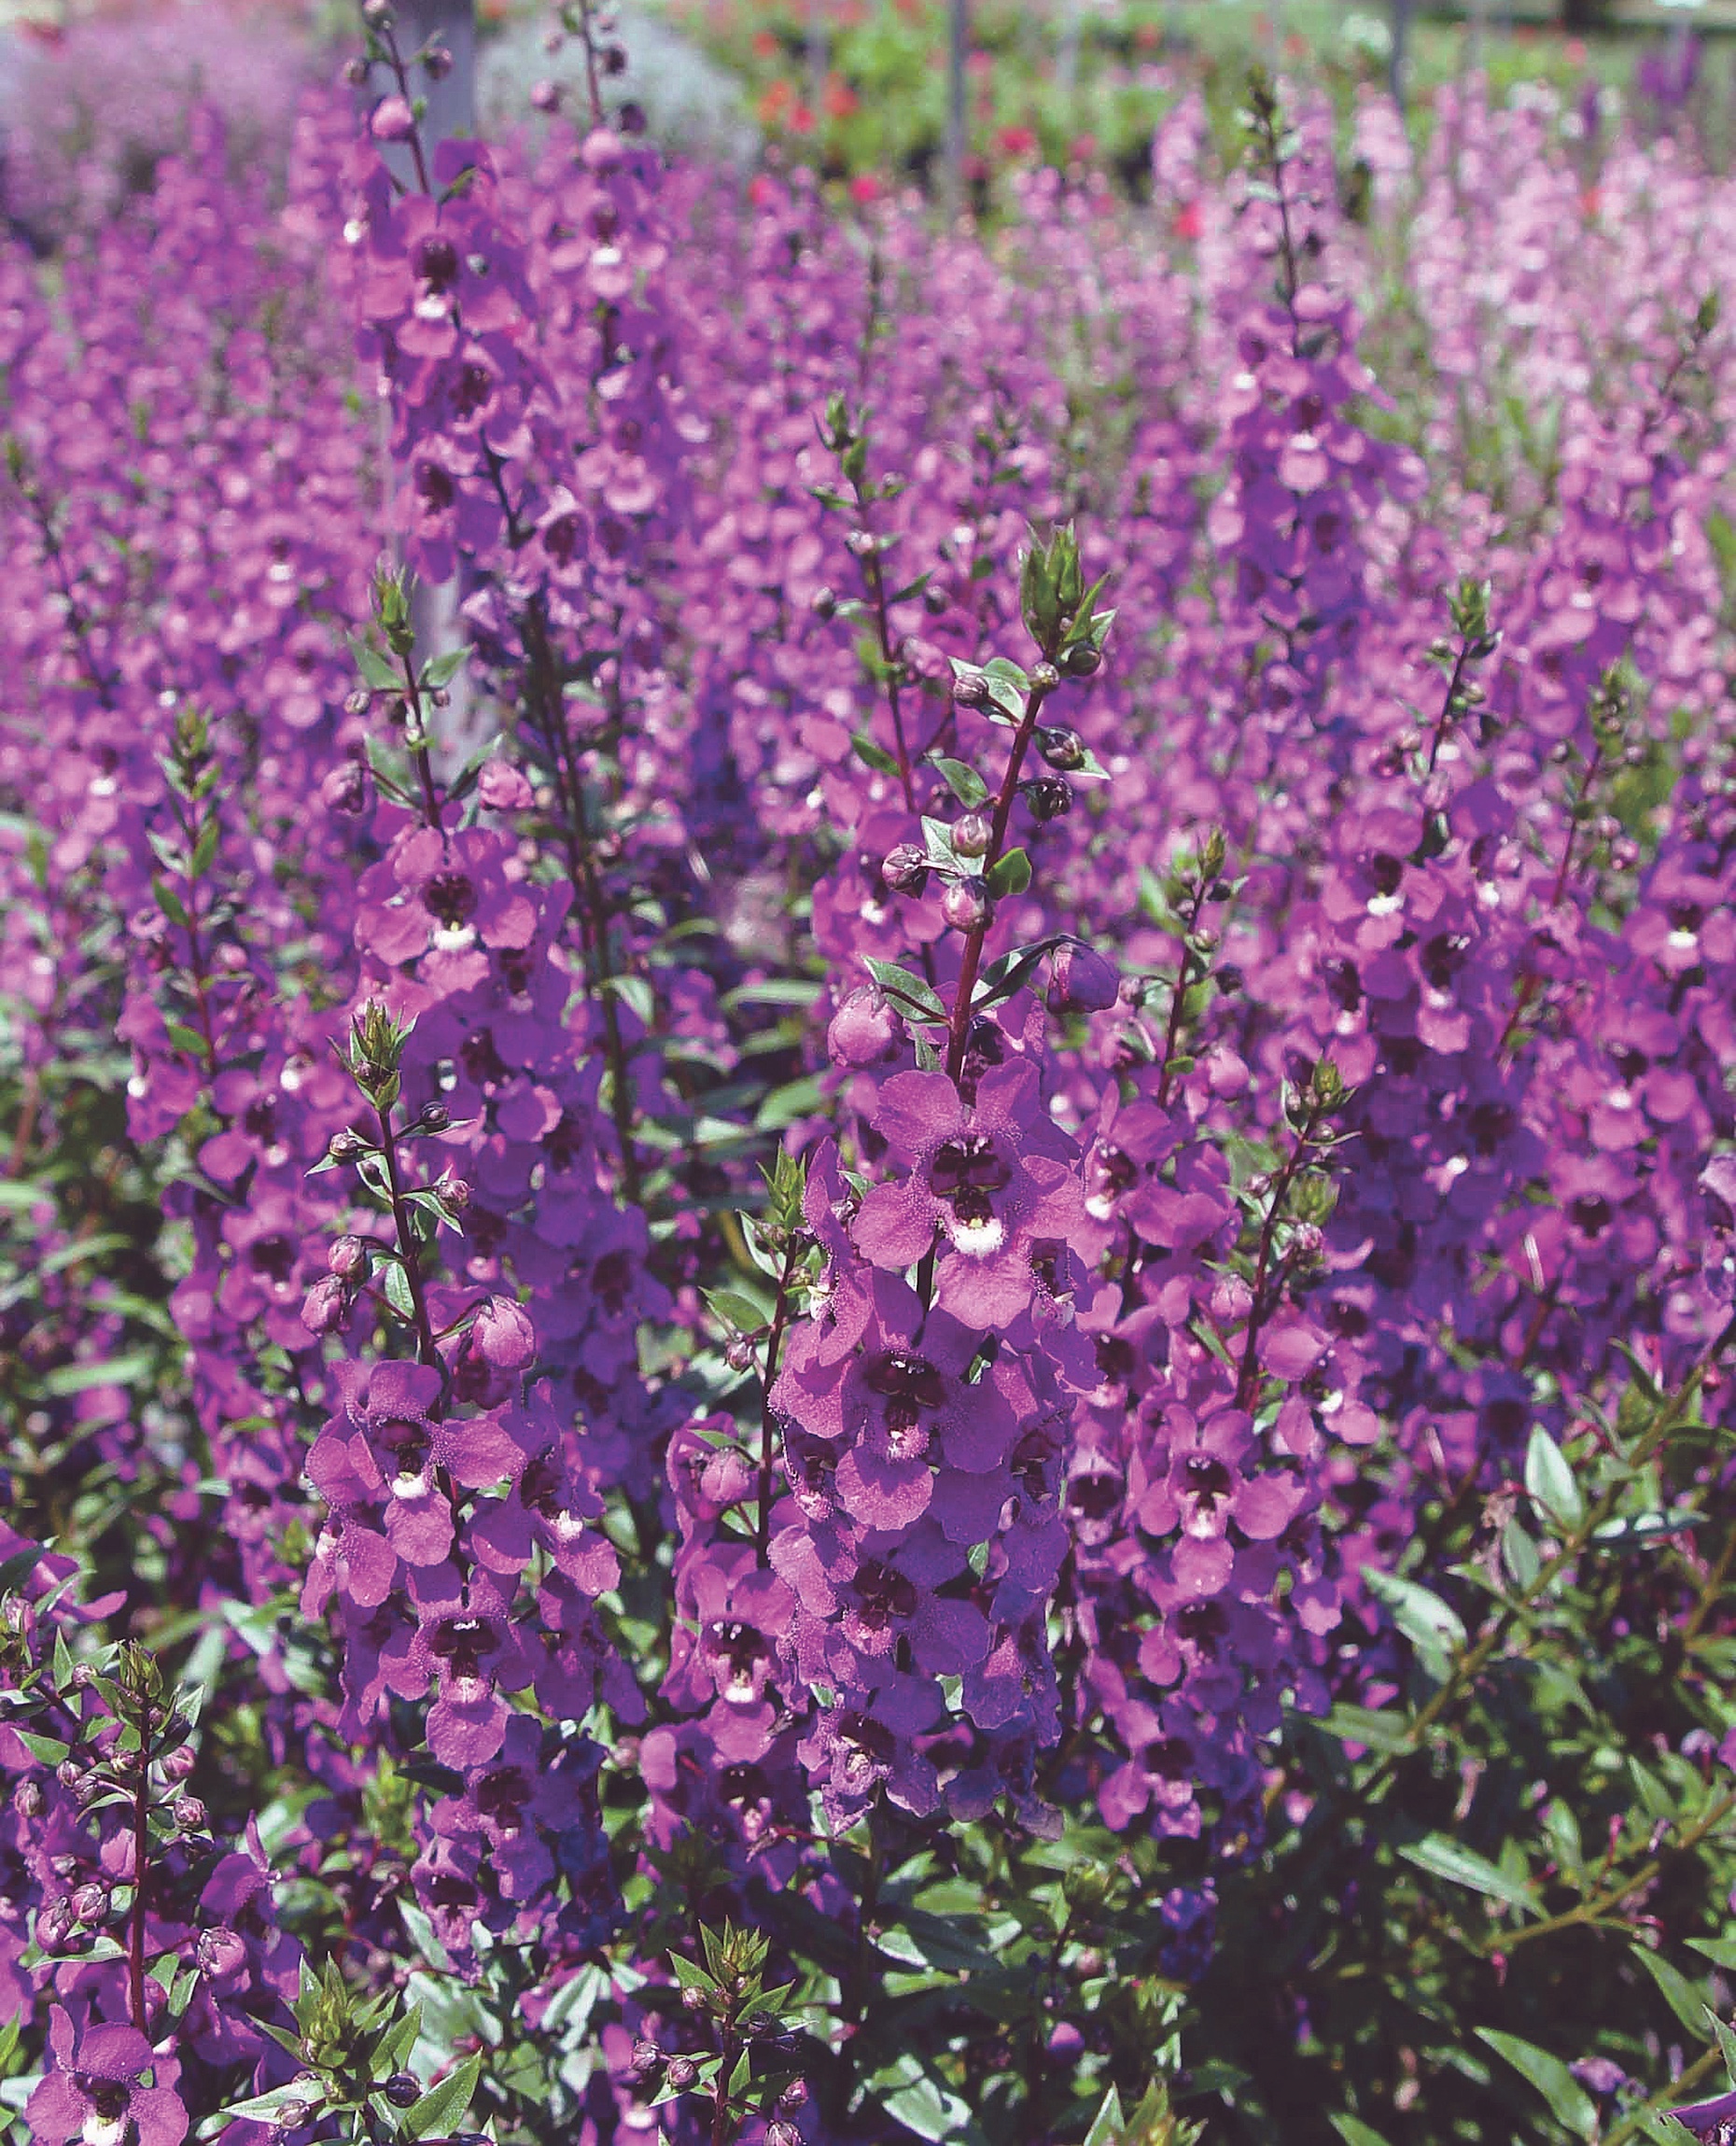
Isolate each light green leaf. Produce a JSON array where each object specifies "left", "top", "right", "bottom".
[
  {"left": 405, "top": 2053, "right": 481, "bottom": 2141},
  {"left": 1525, "top": 1426, "right": 1585, "bottom": 1533},
  {"left": 1476, "top": 2029, "right": 1597, "bottom": 2138},
  {"left": 1398, "top": 1834, "right": 1537, "bottom": 1915}
]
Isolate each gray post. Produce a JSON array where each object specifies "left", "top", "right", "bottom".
[
  {"left": 1389, "top": 0, "right": 1411, "bottom": 107},
  {"left": 945, "top": 0, "right": 969, "bottom": 216},
  {"left": 1466, "top": 0, "right": 1489, "bottom": 72},
  {"left": 386, "top": 0, "right": 478, "bottom": 761},
  {"left": 396, "top": 0, "right": 476, "bottom": 143}
]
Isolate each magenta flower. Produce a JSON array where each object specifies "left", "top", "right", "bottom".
[
  {"left": 853, "top": 1063, "right": 1085, "bottom": 1329},
  {"left": 25, "top": 2010, "right": 188, "bottom": 2146}
]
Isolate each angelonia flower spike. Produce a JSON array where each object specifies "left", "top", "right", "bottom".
[{"left": 0, "top": 10, "right": 1733, "bottom": 2146}]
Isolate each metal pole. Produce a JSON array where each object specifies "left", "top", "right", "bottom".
[
  {"left": 945, "top": 0, "right": 969, "bottom": 217},
  {"left": 1390, "top": 0, "right": 1411, "bottom": 107}
]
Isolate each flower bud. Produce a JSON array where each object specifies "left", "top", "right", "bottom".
[
  {"left": 1029, "top": 660, "right": 1061, "bottom": 693},
  {"left": 301, "top": 1275, "right": 349, "bottom": 1338},
  {"left": 173, "top": 1794, "right": 207, "bottom": 1832},
  {"left": 1060, "top": 642, "right": 1100, "bottom": 677},
  {"left": 12, "top": 1778, "right": 40, "bottom": 1818},
  {"left": 71, "top": 1882, "right": 109, "bottom": 1925},
  {"left": 371, "top": 94, "right": 415, "bottom": 143},
  {"left": 328, "top": 1235, "right": 370, "bottom": 1283},
  {"left": 1046, "top": 942, "right": 1120, "bottom": 1014},
  {"left": 35, "top": 1897, "right": 73, "bottom": 1951},
  {"left": 952, "top": 669, "right": 988, "bottom": 707},
  {"left": 160, "top": 1741, "right": 197, "bottom": 1781},
  {"left": 951, "top": 810, "right": 992, "bottom": 858},
  {"left": 476, "top": 759, "right": 535, "bottom": 813},
  {"left": 384, "top": 2073, "right": 422, "bottom": 2109},
  {"left": 1022, "top": 777, "right": 1072, "bottom": 821},
  {"left": 827, "top": 987, "right": 903, "bottom": 1070},
  {"left": 665, "top": 2055, "right": 700, "bottom": 2086},
  {"left": 56, "top": 1759, "right": 84, "bottom": 1791},
  {"left": 531, "top": 77, "right": 562, "bottom": 112},
  {"left": 328, "top": 1128, "right": 369, "bottom": 1163},
  {"left": 416, "top": 1102, "right": 452, "bottom": 1133},
  {"left": 766, "top": 2124, "right": 802, "bottom": 2146},
  {"left": 941, "top": 878, "right": 995, "bottom": 934},
  {"left": 361, "top": 0, "right": 391, "bottom": 19},
  {"left": 724, "top": 1335, "right": 755, "bottom": 1372},
  {"left": 779, "top": 2080, "right": 809, "bottom": 2111},
  {"left": 321, "top": 759, "right": 371, "bottom": 815},
  {"left": 880, "top": 843, "right": 929, "bottom": 895},
  {"left": 811, "top": 585, "right": 837, "bottom": 620},
  {"left": 470, "top": 1296, "right": 538, "bottom": 1371},
  {"left": 343, "top": 55, "right": 371, "bottom": 88},
  {"left": 423, "top": 43, "right": 453, "bottom": 78},
  {"left": 1036, "top": 724, "right": 1085, "bottom": 771},
  {"left": 198, "top": 1926, "right": 249, "bottom": 1978}
]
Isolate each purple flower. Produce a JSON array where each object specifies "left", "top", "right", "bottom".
[
  {"left": 1668, "top": 2088, "right": 1736, "bottom": 2143},
  {"left": 25, "top": 2010, "right": 188, "bottom": 2146},
  {"left": 853, "top": 1063, "right": 1085, "bottom": 1329}
]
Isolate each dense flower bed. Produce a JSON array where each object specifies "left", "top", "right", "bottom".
[{"left": 0, "top": 7, "right": 1733, "bottom": 2145}]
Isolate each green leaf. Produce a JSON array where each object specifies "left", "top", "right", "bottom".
[
  {"left": 703, "top": 1287, "right": 771, "bottom": 1336},
  {"left": 865, "top": 959, "right": 947, "bottom": 1026},
  {"left": 399, "top": 1900, "right": 451, "bottom": 1972},
  {"left": 1686, "top": 1937, "right": 1736, "bottom": 1972},
  {"left": 987, "top": 847, "right": 1031, "bottom": 898},
  {"left": 754, "top": 1075, "right": 825, "bottom": 1131},
  {"left": 1629, "top": 1946, "right": 1707, "bottom": 2035},
  {"left": 348, "top": 638, "right": 402, "bottom": 693},
  {"left": 14, "top": 1729, "right": 71, "bottom": 1765},
  {"left": 931, "top": 756, "right": 987, "bottom": 807},
  {"left": 1329, "top": 2119, "right": 1395, "bottom": 2146},
  {"left": 1363, "top": 1567, "right": 1466, "bottom": 1653},
  {"left": 601, "top": 974, "right": 655, "bottom": 1024},
  {"left": 851, "top": 732, "right": 901, "bottom": 777},
  {"left": 217, "top": 2081, "right": 327, "bottom": 2125},
  {"left": 421, "top": 647, "right": 466, "bottom": 690},
  {"left": 878, "top": 2070, "right": 983, "bottom": 2143},
  {"left": 669, "top": 1955, "right": 720, "bottom": 1995},
  {"left": 1397, "top": 1835, "right": 1538, "bottom": 1915},
  {"left": 1502, "top": 1519, "right": 1542, "bottom": 1590},
  {"left": 1475, "top": 2029, "right": 1597, "bottom": 2138},
  {"left": 381, "top": 1262, "right": 415, "bottom": 1321},
  {"left": 152, "top": 875, "right": 190, "bottom": 929},
  {"left": 41, "top": 1351, "right": 156, "bottom": 1397},
  {"left": 1704, "top": 2004, "right": 1736, "bottom": 2089},
  {"left": 405, "top": 2054, "right": 481, "bottom": 2141},
  {"left": 1589, "top": 1508, "right": 1704, "bottom": 1550},
  {"left": 1524, "top": 1425, "right": 1585, "bottom": 1533},
  {"left": 1313, "top": 1704, "right": 1411, "bottom": 1754},
  {"left": 164, "top": 1021, "right": 208, "bottom": 1060},
  {"left": 1085, "top": 2086, "right": 1126, "bottom": 2146}
]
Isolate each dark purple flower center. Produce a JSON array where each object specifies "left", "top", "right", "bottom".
[
  {"left": 425, "top": 871, "right": 478, "bottom": 927},
  {"left": 476, "top": 1765, "right": 529, "bottom": 1822},
  {"left": 413, "top": 232, "right": 459, "bottom": 290},
  {"left": 415, "top": 459, "right": 455, "bottom": 511},
  {"left": 929, "top": 1133, "right": 1011, "bottom": 1201}
]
